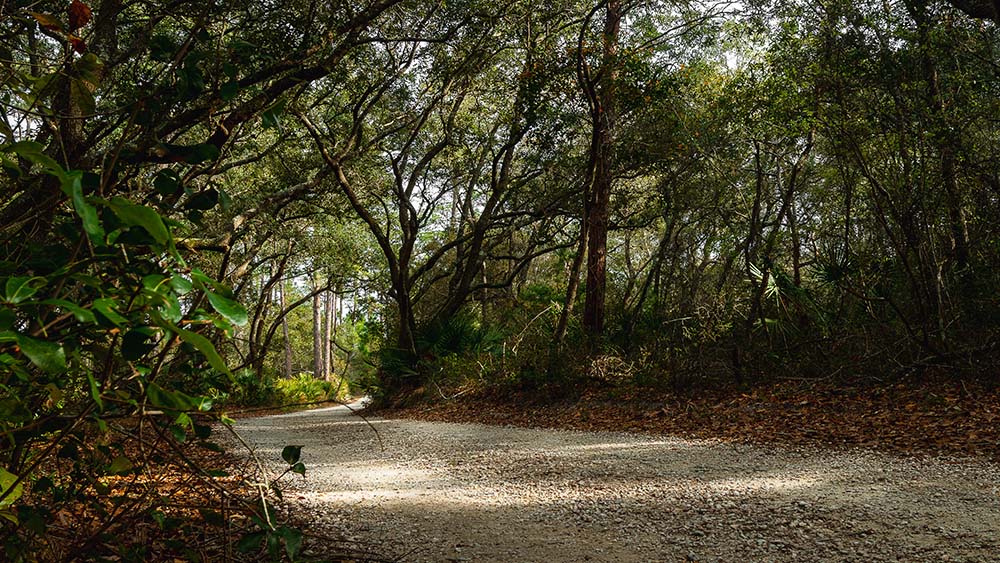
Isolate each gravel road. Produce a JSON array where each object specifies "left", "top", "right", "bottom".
[{"left": 233, "top": 401, "right": 1000, "bottom": 562}]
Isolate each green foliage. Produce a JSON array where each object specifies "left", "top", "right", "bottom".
[
  {"left": 275, "top": 374, "right": 347, "bottom": 406},
  {"left": 225, "top": 371, "right": 349, "bottom": 408},
  {"left": 2, "top": 0, "right": 1000, "bottom": 554},
  {"left": 229, "top": 369, "right": 278, "bottom": 406},
  {"left": 418, "top": 313, "right": 504, "bottom": 359}
]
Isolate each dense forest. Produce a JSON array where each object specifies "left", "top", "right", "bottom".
[{"left": 1, "top": 0, "right": 999, "bottom": 560}]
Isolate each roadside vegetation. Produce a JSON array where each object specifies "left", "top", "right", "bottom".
[{"left": 2, "top": 0, "right": 999, "bottom": 560}]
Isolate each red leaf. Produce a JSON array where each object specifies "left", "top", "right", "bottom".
[
  {"left": 70, "top": 36, "right": 87, "bottom": 54},
  {"left": 29, "top": 12, "right": 64, "bottom": 33},
  {"left": 68, "top": 0, "right": 92, "bottom": 31}
]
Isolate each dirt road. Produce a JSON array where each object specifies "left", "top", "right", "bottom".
[{"left": 234, "top": 402, "right": 1000, "bottom": 562}]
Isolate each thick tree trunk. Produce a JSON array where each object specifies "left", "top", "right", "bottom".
[
  {"left": 581, "top": 0, "right": 620, "bottom": 345},
  {"left": 395, "top": 289, "right": 418, "bottom": 357}
]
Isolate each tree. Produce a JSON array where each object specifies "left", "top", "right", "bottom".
[{"left": 579, "top": 0, "right": 622, "bottom": 344}]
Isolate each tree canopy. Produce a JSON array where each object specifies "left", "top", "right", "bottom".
[{"left": 2, "top": 0, "right": 1000, "bottom": 559}]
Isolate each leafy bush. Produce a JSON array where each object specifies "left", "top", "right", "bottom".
[
  {"left": 275, "top": 374, "right": 348, "bottom": 406},
  {"left": 227, "top": 369, "right": 278, "bottom": 406}
]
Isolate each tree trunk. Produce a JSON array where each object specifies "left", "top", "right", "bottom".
[
  {"left": 324, "top": 290, "right": 335, "bottom": 380},
  {"left": 581, "top": 0, "right": 621, "bottom": 346},
  {"left": 395, "top": 289, "right": 417, "bottom": 357},
  {"left": 280, "top": 282, "right": 293, "bottom": 378},
  {"left": 554, "top": 222, "right": 588, "bottom": 346},
  {"left": 312, "top": 278, "right": 323, "bottom": 379}
]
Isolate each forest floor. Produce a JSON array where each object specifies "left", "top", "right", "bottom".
[
  {"left": 386, "top": 377, "right": 1000, "bottom": 460},
  {"left": 232, "top": 388, "right": 1000, "bottom": 563}
]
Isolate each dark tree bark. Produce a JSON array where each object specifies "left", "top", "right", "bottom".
[
  {"left": 554, "top": 223, "right": 588, "bottom": 346},
  {"left": 312, "top": 276, "right": 323, "bottom": 378},
  {"left": 580, "top": 0, "right": 621, "bottom": 345},
  {"left": 944, "top": 0, "right": 1000, "bottom": 22},
  {"left": 280, "top": 282, "right": 293, "bottom": 378}
]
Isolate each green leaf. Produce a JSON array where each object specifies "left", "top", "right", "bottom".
[
  {"left": 75, "top": 53, "right": 104, "bottom": 87},
  {"left": 205, "top": 290, "right": 248, "bottom": 326},
  {"left": 279, "top": 526, "right": 303, "bottom": 560},
  {"left": 39, "top": 299, "right": 96, "bottom": 323},
  {"left": 149, "top": 35, "right": 176, "bottom": 61},
  {"left": 108, "top": 456, "right": 133, "bottom": 475},
  {"left": 142, "top": 274, "right": 167, "bottom": 291},
  {"left": 291, "top": 462, "right": 305, "bottom": 476},
  {"left": 107, "top": 197, "right": 171, "bottom": 247},
  {"left": 184, "top": 188, "right": 219, "bottom": 211},
  {"left": 261, "top": 98, "right": 286, "bottom": 129},
  {"left": 183, "top": 143, "right": 219, "bottom": 164},
  {"left": 1, "top": 154, "right": 22, "bottom": 178},
  {"left": 16, "top": 334, "right": 66, "bottom": 373},
  {"left": 0, "top": 468, "right": 23, "bottom": 509},
  {"left": 93, "top": 297, "right": 128, "bottom": 326},
  {"left": 236, "top": 531, "right": 265, "bottom": 554},
  {"left": 0, "top": 509, "right": 17, "bottom": 525},
  {"left": 266, "top": 530, "right": 281, "bottom": 558},
  {"left": 5, "top": 141, "right": 64, "bottom": 179},
  {"left": 169, "top": 275, "right": 193, "bottom": 295},
  {"left": 193, "top": 423, "right": 212, "bottom": 439},
  {"left": 153, "top": 169, "right": 183, "bottom": 196},
  {"left": 166, "top": 323, "right": 232, "bottom": 379},
  {"left": 218, "top": 187, "right": 232, "bottom": 210},
  {"left": 146, "top": 382, "right": 195, "bottom": 412},
  {"left": 0, "top": 309, "right": 13, "bottom": 330},
  {"left": 220, "top": 80, "right": 239, "bottom": 101},
  {"left": 122, "top": 327, "right": 156, "bottom": 361},
  {"left": 70, "top": 78, "right": 96, "bottom": 115},
  {"left": 190, "top": 269, "right": 223, "bottom": 291},
  {"left": 87, "top": 371, "right": 103, "bottom": 410},
  {"left": 281, "top": 445, "right": 302, "bottom": 465},
  {"left": 65, "top": 171, "right": 104, "bottom": 241},
  {"left": 169, "top": 424, "right": 186, "bottom": 443},
  {"left": 4, "top": 276, "right": 45, "bottom": 304},
  {"left": 159, "top": 293, "right": 182, "bottom": 323}
]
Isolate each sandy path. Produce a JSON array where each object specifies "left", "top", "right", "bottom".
[{"left": 233, "top": 401, "right": 1000, "bottom": 562}]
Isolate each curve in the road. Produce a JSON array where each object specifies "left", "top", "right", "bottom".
[{"left": 234, "top": 402, "right": 1000, "bottom": 563}]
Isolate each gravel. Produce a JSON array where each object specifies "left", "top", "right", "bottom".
[{"left": 232, "top": 401, "right": 1000, "bottom": 562}]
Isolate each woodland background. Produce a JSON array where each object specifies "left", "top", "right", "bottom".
[{"left": 2, "top": 0, "right": 1000, "bottom": 560}]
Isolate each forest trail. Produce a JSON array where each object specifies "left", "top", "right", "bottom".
[{"left": 234, "top": 402, "right": 1000, "bottom": 563}]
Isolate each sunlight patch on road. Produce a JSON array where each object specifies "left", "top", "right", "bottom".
[
  {"left": 547, "top": 439, "right": 703, "bottom": 452},
  {"left": 301, "top": 486, "right": 478, "bottom": 506},
  {"left": 703, "top": 473, "right": 827, "bottom": 494}
]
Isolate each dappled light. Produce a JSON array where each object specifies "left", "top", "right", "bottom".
[
  {"left": 235, "top": 403, "right": 1000, "bottom": 562},
  {"left": 3, "top": 0, "right": 1000, "bottom": 559}
]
